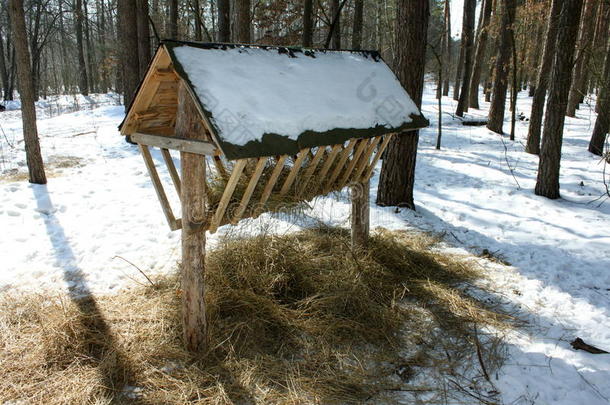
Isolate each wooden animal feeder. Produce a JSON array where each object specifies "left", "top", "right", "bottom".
[{"left": 120, "top": 40, "right": 428, "bottom": 351}]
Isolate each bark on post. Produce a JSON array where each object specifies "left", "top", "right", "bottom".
[
  {"left": 351, "top": 180, "right": 369, "bottom": 249},
  {"left": 8, "top": 0, "right": 46, "bottom": 184},
  {"left": 535, "top": 0, "right": 584, "bottom": 199},
  {"left": 176, "top": 83, "right": 207, "bottom": 352}
]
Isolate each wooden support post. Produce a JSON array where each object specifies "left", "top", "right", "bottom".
[
  {"left": 351, "top": 179, "right": 370, "bottom": 249},
  {"left": 176, "top": 82, "right": 207, "bottom": 352}
]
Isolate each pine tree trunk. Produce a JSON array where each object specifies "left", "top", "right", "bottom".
[
  {"left": 468, "top": 0, "right": 493, "bottom": 109},
  {"left": 526, "top": 0, "right": 561, "bottom": 154},
  {"left": 456, "top": 0, "right": 476, "bottom": 116},
  {"left": 0, "top": 25, "right": 9, "bottom": 100},
  {"left": 453, "top": 42, "right": 464, "bottom": 101},
  {"left": 169, "top": 0, "right": 178, "bottom": 38},
  {"left": 75, "top": 0, "right": 89, "bottom": 96},
  {"left": 352, "top": 0, "right": 363, "bottom": 50},
  {"left": 217, "top": 0, "right": 231, "bottom": 42},
  {"left": 566, "top": 0, "right": 598, "bottom": 117},
  {"left": 589, "top": 37, "right": 610, "bottom": 156},
  {"left": 117, "top": 0, "right": 139, "bottom": 110},
  {"left": 193, "top": 0, "right": 203, "bottom": 41},
  {"left": 331, "top": 0, "right": 341, "bottom": 49},
  {"left": 235, "top": 0, "right": 251, "bottom": 43},
  {"left": 442, "top": 0, "right": 451, "bottom": 96},
  {"left": 487, "top": 0, "right": 516, "bottom": 134},
  {"left": 83, "top": 0, "right": 96, "bottom": 93},
  {"left": 376, "top": 0, "right": 429, "bottom": 209},
  {"left": 303, "top": 0, "right": 313, "bottom": 47},
  {"left": 8, "top": 0, "right": 46, "bottom": 184},
  {"left": 137, "top": 0, "right": 151, "bottom": 79},
  {"left": 535, "top": 0, "right": 584, "bottom": 199}
]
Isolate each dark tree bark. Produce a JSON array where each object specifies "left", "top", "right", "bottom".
[
  {"left": 566, "top": 0, "right": 598, "bottom": 117},
  {"left": 589, "top": 37, "right": 610, "bottom": 156},
  {"left": 217, "top": 0, "right": 231, "bottom": 42},
  {"left": 83, "top": 0, "right": 97, "bottom": 93},
  {"left": 468, "top": 0, "right": 493, "bottom": 109},
  {"left": 117, "top": 0, "right": 139, "bottom": 110},
  {"left": 331, "top": 0, "right": 341, "bottom": 49},
  {"left": 303, "top": 0, "right": 313, "bottom": 47},
  {"left": 526, "top": 0, "right": 561, "bottom": 154},
  {"left": 376, "top": 0, "right": 429, "bottom": 209},
  {"left": 193, "top": 0, "right": 203, "bottom": 41},
  {"left": 168, "top": 0, "right": 178, "bottom": 38},
  {"left": 0, "top": 25, "right": 9, "bottom": 100},
  {"left": 75, "top": 0, "right": 89, "bottom": 96},
  {"left": 352, "top": 0, "right": 363, "bottom": 49},
  {"left": 456, "top": 0, "right": 476, "bottom": 116},
  {"left": 442, "top": 0, "right": 451, "bottom": 96},
  {"left": 137, "top": 0, "right": 151, "bottom": 79},
  {"left": 8, "top": 0, "right": 46, "bottom": 184},
  {"left": 487, "top": 0, "right": 516, "bottom": 134},
  {"left": 235, "top": 0, "right": 251, "bottom": 43},
  {"left": 453, "top": 40, "right": 464, "bottom": 101},
  {"left": 535, "top": 0, "right": 584, "bottom": 199}
]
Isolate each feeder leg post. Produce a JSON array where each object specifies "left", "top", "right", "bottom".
[
  {"left": 351, "top": 179, "right": 370, "bottom": 249},
  {"left": 176, "top": 83, "right": 207, "bottom": 352}
]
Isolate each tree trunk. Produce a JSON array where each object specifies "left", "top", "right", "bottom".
[
  {"left": 589, "top": 37, "right": 610, "bottom": 156},
  {"left": 83, "top": 0, "right": 96, "bottom": 93},
  {"left": 456, "top": 0, "right": 476, "bottom": 116},
  {"left": 453, "top": 41, "right": 464, "bottom": 101},
  {"left": 193, "top": 0, "right": 203, "bottom": 41},
  {"left": 117, "top": 0, "right": 139, "bottom": 110},
  {"left": 217, "top": 0, "right": 231, "bottom": 42},
  {"left": 352, "top": 0, "right": 363, "bottom": 50},
  {"left": 442, "top": 0, "right": 451, "bottom": 96},
  {"left": 168, "top": 0, "right": 178, "bottom": 38},
  {"left": 137, "top": 0, "right": 151, "bottom": 79},
  {"left": 487, "top": 0, "right": 516, "bottom": 134},
  {"left": 525, "top": 0, "right": 561, "bottom": 154},
  {"left": 303, "top": 0, "right": 313, "bottom": 47},
  {"left": 566, "top": 0, "right": 598, "bottom": 117},
  {"left": 331, "top": 0, "right": 341, "bottom": 49},
  {"left": 376, "top": 0, "right": 429, "bottom": 209},
  {"left": 176, "top": 83, "right": 207, "bottom": 353},
  {"left": 75, "top": 0, "right": 89, "bottom": 96},
  {"left": 535, "top": 0, "right": 584, "bottom": 199},
  {"left": 8, "top": 0, "right": 46, "bottom": 184},
  {"left": 0, "top": 25, "right": 9, "bottom": 100},
  {"left": 235, "top": 0, "right": 251, "bottom": 43},
  {"left": 468, "top": 0, "right": 493, "bottom": 109}
]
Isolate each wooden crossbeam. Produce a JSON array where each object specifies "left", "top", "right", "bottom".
[
  {"left": 231, "top": 157, "right": 267, "bottom": 224},
  {"left": 161, "top": 148, "right": 182, "bottom": 197},
  {"left": 139, "top": 144, "right": 180, "bottom": 231},
  {"left": 352, "top": 136, "right": 381, "bottom": 182},
  {"left": 256, "top": 155, "right": 288, "bottom": 216},
  {"left": 280, "top": 148, "right": 310, "bottom": 195},
  {"left": 361, "top": 134, "right": 394, "bottom": 182},
  {"left": 208, "top": 159, "right": 248, "bottom": 233},
  {"left": 132, "top": 132, "right": 218, "bottom": 156},
  {"left": 213, "top": 155, "right": 228, "bottom": 178},
  {"left": 298, "top": 146, "right": 327, "bottom": 197},
  {"left": 324, "top": 139, "right": 357, "bottom": 193},
  {"left": 337, "top": 139, "right": 369, "bottom": 189}
]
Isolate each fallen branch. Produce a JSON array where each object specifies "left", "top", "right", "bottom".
[
  {"left": 570, "top": 338, "right": 608, "bottom": 354},
  {"left": 112, "top": 255, "right": 156, "bottom": 287}
]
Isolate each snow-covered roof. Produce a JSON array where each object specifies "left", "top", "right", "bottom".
[{"left": 123, "top": 41, "right": 428, "bottom": 160}]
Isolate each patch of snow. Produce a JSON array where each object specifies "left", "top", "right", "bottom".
[{"left": 172, "top": 45, "right": 420, "bottom": 145}]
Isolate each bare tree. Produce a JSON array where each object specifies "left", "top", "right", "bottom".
[
  {"left": 352, "top": 0, "right": 363, "bottom": 49},
  {"left": 8, "top": 0, "right": 46, "bottom": 184},
  {"left": 330, "top": 0, "right": 341, "bottom": 49},
  {"left": 468, "top": 0, "right": 493, "bottom": 109},
  {"left": 117, "top": 0, "right": 139, "bottom": 110},
  {"left": 217, "top": 0, "right": 230, "bottom": 42},
  {"left": 75, "top": 0, "right": 89, "bottom": 95},
  {"left": 137, "top": 0, "right": 151, "bottom": 78},
  {"left": 235, "top": 0, "right": 251, "bottom": 43},
  {"left": 455, "top": 0, "right": 476, "bottom": 116},
  {"left": 589, "top": 36, "right": 610, "bottom": 156},
  {"left": 535, "top": 0, "right": 584, "bottom": 199},
  {"left": 525, "top": 0, "right": 561, "bottom": 154},
  {"left": 168, "top": 0, "right": 178, "bottom": 38},
  {"left": 376, "top": 0, "right": 429, "bottom": 209},
  {"left": 303, "top": 0, "right": 313, "bottom": 47}
]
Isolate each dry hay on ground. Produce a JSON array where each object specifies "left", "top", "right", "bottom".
[{"left": 0, "top": 227, "right": 514, "bottom": 404}]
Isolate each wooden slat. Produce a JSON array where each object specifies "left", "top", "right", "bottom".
[
  {"left": 161, "top": 148, "right": 182, "bottom": 196},
  {"left": 138, "top": 144, "right": 180, "bottom": 231},
  {"left": 256, "top": 155, "right": 288, "bottom": 215},
  {"left": 352, "top": 136, "right": 381, "bottom": 182},
  {"left": 231, "top": 157, "right": 267, "bottom": 224},
  {"left": 132, "top": 132, "right": 218, "bottom": 155},
  {"left": 324, "top": 139, "right": 357, "bottom": 193},
  {"left": 337, "top": 139, "right": 369, "bottom": 189},
  {"left": 298, "top": 146, "right": 327, "bottom": 196},
  {"left": 280, "top": 149, "right": 310, "bottom": 195},
  {"left": 213, "top": 155, "right": 228, "bottom": 178},
  {"left": 361, "top": 134, "right": 394, "bottom": 182},
  {"left": 208, "top": 159, "right": 248, "bottom": 233},
  {"left": 314, "top": 144, "right": 342, "bottom": 193}
]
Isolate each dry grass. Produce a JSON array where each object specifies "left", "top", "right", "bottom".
[{"left": 0, "top": 227, "right": 512, "bottom": 404}]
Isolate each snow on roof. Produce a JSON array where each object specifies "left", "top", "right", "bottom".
[{"left": 165, "top": 41, "right": 428, "bottom": 160}]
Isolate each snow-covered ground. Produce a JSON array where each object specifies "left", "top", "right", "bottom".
[{"left": 1, "top": 87, "right": 609, "bottom": 404}]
